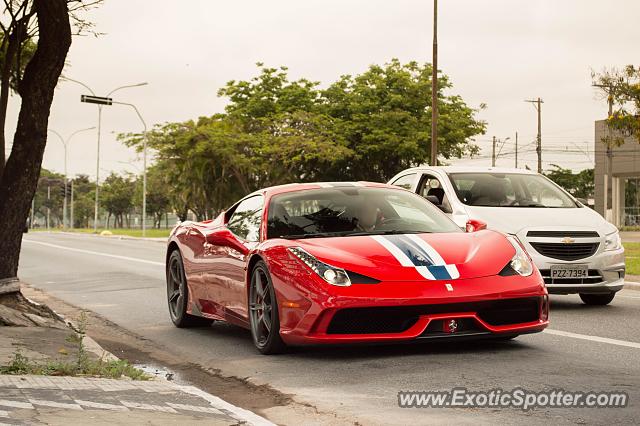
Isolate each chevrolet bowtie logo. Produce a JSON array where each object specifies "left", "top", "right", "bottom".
[{"left": 561, "top": 236, "right": 576, "bottom": 244}]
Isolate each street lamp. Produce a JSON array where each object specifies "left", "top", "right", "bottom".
[
  {"left": 61, "top": 77, "right": 147, "bottom": 232},
  {"left": 48, "top": 126, "right": 96, "bottom": 228},
  {"left": 111, "top": 101, "right": 148, "bottom": 237}
]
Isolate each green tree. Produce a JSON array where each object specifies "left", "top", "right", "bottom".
[
  {"left": 121, "top": 60, "right": 485, "bottom": 218},
  {"left": 133, "top": 165, "right": 170, "bottom": 228},
  {"left": 32, "top": 168, "right": 64, "bottom": 227},
  {"left": 101, "top": 173, "right": 135, "bottom": 228},
  {"left": 593, "top": 65, "right": 640, "bottom": 146},
  {"left": 70, "top": 174, "right": 94, "bottom": 228},
  {"left": 545, "top": 165, "right": 594, "bottom": 199},
  {"left": 321, "top": 59, "right": 485, "bottom": 181}
]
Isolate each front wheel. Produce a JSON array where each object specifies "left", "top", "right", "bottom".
[
  {"left": 579, "top": 292, "right": 616, "bottom": 306},
  {"left": 167, "top": 250, "right": 212, "bottom": 327},
  {"left": 249, "top": 261, "right": 286, "bottom": 354}
]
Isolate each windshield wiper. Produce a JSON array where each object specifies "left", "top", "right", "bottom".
[
  {"left": 280, "top": 232, "right": 347, "bottom": 240},
  {"left": 344, "top": 230, "right": 431, "bottom": 237}
]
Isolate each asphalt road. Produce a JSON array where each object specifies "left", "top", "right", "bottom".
[{"left": 19, "top": 232, "right": 640, "bottom": 425}]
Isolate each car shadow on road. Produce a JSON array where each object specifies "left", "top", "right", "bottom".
[
  {"left": 288, "top": 337, "right": 537, "bottom": 361},
  {"left": 548, "top": 296, "right": 621, "bottom": 312},
  {"left": 197, "top": 320, "right": 541, "bottom": 359}
]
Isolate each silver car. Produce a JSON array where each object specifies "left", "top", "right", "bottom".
[{"left": 388, "top": 166, "right": 625, "bottom": 305}]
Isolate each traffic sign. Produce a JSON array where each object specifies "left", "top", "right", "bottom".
[{"left": 81, "top": 95, "right": 113, "bottom": 105}]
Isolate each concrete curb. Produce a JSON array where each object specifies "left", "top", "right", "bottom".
[
  {"left": 624, "top": 281, "right": 640, "bottom": 291},
  {"left": 34, "top": 231, "right": 167, "bottom": 243},
  {"left": 83, "top": 335, "right": 120, "bottom": 362}
]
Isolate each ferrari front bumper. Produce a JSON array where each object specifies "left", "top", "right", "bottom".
[{"left": 275, "top": 273, "right": 549, "bottom": 346}]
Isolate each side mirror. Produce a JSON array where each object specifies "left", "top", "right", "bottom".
[
  {"left": 466, "top": 219, "right": 487, "bottom": 233},
  {"left": 206, "top": 228, "right": 247, "bottom": 252},
  {"left": 576, "top": 198, "right": 588, "bottom": 206}
]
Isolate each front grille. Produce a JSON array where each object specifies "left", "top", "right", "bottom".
[
  {"left": 529, "top": 242, "right": 599, "bottom": 261},
  {"left": 326, "top": 297, "right": 541, "bottom": 335},
  {"left": 527, "top": 231, "right": 599, "bottom": 238},
  {"left": 539, "top": 269, "right": 603, "bottom": 285}
]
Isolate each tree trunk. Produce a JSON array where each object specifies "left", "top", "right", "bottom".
[
  {"left": 0, "top": 19, "right": 28, "bottom": 179},
  {"left": 0, "top": 0, "right": 72, "bottom": 280}
]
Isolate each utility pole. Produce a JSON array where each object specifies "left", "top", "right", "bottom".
[
  {"left": 492, "top": 136, "right": 497, "bottom": 167},
  {"left": 515, "top": 132, "right": 518, "bottom": 168},
  {"left": 525, "top": 98, "right": 543, "bottom": 173},
  {"left": 592, "top": 83, "right": 615, "bottom": 216},
  {"left": 430, "top": 0, "right": 438, "bottom": 166},
  {"left": 46, "top": 184, "right": 50, "bottom": 232},
  {"left": 70, "top": 179, "right": 74, "bottom": 229}
]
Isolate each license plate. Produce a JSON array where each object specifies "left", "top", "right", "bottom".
[{"left": 550, "top": 264, "right": 588, "bottom": 279}]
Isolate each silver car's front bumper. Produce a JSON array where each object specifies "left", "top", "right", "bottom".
[{"left": 518, "top": 233, "right": 625, "bottom": 295}]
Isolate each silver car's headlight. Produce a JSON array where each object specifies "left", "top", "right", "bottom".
[
  {"left": 288, "top": 247, "right": 351, "bottom": 286},
  {"left": 506, "top": 236, "right": 534, "bottom": 277},
  {"left": 604, "top": 231, "right": 622, "bottom": 251}
]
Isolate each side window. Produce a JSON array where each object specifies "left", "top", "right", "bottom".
[
  {"left": 227, "top": 196, "right": 264, "bottom": 242},
  {"left": 417, "top": 174, "right": 452, "bottom": 213},
  {"left": 390, "top": 173, "right": 417, "bottom": 190}
]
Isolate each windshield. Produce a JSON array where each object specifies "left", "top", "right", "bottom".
[
  {"left": 448, "top": 173, "right": 577, "bottom": 208},
  {"left": 267, "top": 187, "right": 462, "bottom": 239}
]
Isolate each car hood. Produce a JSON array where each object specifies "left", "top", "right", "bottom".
[
  {"left": 289, "top": 230, "right": 515, "bottom": 282},
  {"left": 463, "top": 206, "right": 616, "bottom": 236}
]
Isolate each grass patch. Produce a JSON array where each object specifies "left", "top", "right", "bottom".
[
  {"left": 621, "top": 226, "right": 640, "bottom": 232},
  {"left": 0, "top": 352, "right": 150, "bottom": 380},
  {"left": 32, "top": 228, "right": 171, "bottom": 238},
  {"left": 0, "top": 312, "right": 150, "bottom": 380},
  {"left": 624, "top": 242, "right": 640, "bottom": 276}
]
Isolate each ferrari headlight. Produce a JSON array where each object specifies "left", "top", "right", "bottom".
[
  {"left": 288, "top": 247, "right": 351, "bottom": 286},
  {"left": 506, "top": 236, "right": 533, "bottom": 277},
  {"left": 604, "top": 231, "right": 622, "bottom": 251}
]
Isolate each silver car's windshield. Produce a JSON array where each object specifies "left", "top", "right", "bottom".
[{"left": 448, "top": 173, "right": 578, "bottom": 208}]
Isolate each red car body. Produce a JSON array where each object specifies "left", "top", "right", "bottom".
[{"left": 167, "top": 182, "right": 549, "bottom": 346}]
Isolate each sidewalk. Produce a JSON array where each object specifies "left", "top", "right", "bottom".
[
  {"left": 0, "top": 374, "right": 272, "bottom": 425},
  {"left": 0, "top": 288, "right": 274, "bottom": 426}
]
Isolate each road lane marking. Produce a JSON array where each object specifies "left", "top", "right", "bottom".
[
  {"left": 22, "top": 239, "right": 163, "bottom": 266},
  {"left": 545, "top": 329, "right": 640, "bottom": 349}
]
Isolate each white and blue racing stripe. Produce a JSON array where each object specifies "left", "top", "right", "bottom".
[{"left": 371, "top": 234, "right": 460, "bottom": 280}]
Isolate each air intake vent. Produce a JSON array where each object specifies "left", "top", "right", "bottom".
[
  {"left": 527, "top": 231, "right": 599, "bottom": 238},
  {"left": 529, "top": 242, "right": 599, "bottom": 261}
]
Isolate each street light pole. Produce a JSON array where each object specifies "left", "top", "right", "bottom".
[
  {"left": 63, "top": 77, "right": 147, "bottom": 232},
  {"left": 430, "top": 0, "right": 439, "bottom": 166},
  {"left": 48, "top": 126, "right": 95, "bottom": 229},
  {"left": 113, "top": 101, "right": 148, "bottom": 237}
]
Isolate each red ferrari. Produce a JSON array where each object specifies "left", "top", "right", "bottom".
[{"left": 166, "top": 182, "right": 549, "bottom": 354}]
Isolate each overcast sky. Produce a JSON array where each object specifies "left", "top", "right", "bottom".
[{"left": 6, "top": 0, "right": 639, "bottom": 179}]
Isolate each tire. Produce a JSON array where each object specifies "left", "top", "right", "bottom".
[
  {"left": 579, "top": 292, "right": 616, "bottom": 306},
  {"left": 249, "top": 261, "right": 287, "bottom": 354},
  {"left": 166, "top": 250, "right": 212, "bottom": 327}
]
